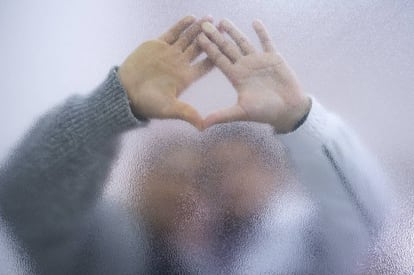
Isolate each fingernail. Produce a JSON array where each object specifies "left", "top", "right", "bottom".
[
  {"left": 253, "top": 19, "right": 262, "bottom": 27},
  {"left": 202, "top": 22, "right": 215, "bottom": 33},
  {"left": 220, "top": 19, "right": 230, "bottom": 28}
]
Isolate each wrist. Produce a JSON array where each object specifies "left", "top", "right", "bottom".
[
  {"left": 116, "top": 66, "right": 149, "bottom": 121},
  {"left": 272, "top": 96, "right": 312, "bottom": 134},
  {"left": 117, "top": 64, "right": 135, "bottom": 102},
  {"left": 290, "top": 96, "right": 312, "bottom": 132}
]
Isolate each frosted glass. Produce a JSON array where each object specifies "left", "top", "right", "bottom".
[{"left": 0, "top": 0, "right": 413, "bottom": 273}]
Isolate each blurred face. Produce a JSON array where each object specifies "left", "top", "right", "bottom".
[
  {"left": 139, "top": 141, "right": 278, "bottom": 251},
  {"left": 208, "top": 141, "right": 276, "bottom": 220}
]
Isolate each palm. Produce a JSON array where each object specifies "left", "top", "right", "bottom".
[
  {"left": 123, "top": 40, "right": 193, "bottom": 116},
  {"left": 238, "top": 53, "right": 304, "bottom": 124},
  {"left": 118, "top": 16, "right": 213, "bottom": 130},
  {"left": 199, "top": 20, "right": 309, "bottom": 133}
]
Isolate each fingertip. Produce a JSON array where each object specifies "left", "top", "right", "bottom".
[
  {"left": 218, "top": 19, "right": 226, "bottom": 30},
  {"left": 203, "top": 114, "right": 218, "bottom": 129},
  {"left": 198, "top": 123, "right": 206, "bottom": 132},
  {"left": 220, "top": 18, "right": 230, "bottom": 24},
  {"left": 252, "top": 19, "right": 261, "bottom": 29},
  {"left": 217, "top": 23, "right": 224, "bottom": 33},
  {"left": 205, "top": 121, "right": 215, "bottom": 129},
  {"left": 201, "top": 22, "right": 216, "bottom": 33},
  {"left": 200, "top": 123, "right": 210, "bottom": 131},
  {"left": 183, "top": 114, "right": 204, "bottom": 131},
  {"left": 201, "top": 15, "right": 214, "bottom": 22},
  {"left": 190, "top": 119, "right": 203, "bottom": 131},
  {"left": 176, "top": 103, "right": 203, "bottom": 129},
  {"left": 195, "top": 119, "right": 205, "bottom": 131},
  {"left": 221, "top": 18, "right": 234, "bottom": 28},
  {"left": 180, "top": 15, "right": 196, "bottom": 26},
  {"left": 199, "top": 119, "right": 208, "bottom": 131},
  {"left": 254, "top": 20, "right": 268, "bottom": 32},
  {"left": 185, "top": 15, "right": 197, "bottom": 21}
]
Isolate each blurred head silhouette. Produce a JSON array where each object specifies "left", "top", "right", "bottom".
[{"left": 129, "top": 122, "right": 294, "bottom": 268}]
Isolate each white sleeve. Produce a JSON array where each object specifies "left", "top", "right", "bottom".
[{"left": 278, "top": 98, "right": 395, "bottom": 233}]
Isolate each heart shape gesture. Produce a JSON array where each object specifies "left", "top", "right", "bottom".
[{"left": 118, "top": 16, "right": 311, "bottom": 133}]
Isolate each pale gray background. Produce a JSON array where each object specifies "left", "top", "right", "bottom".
[
  {"left": 1, "top": 0, "right": 413, "bottom": 197},
  {"left": 1, "top": 0, "right": 413, "bottom": 272}
]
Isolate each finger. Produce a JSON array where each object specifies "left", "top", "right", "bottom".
[
  {"left": 203, "top": 105, "right": 247, "bottom": 129},
  {"left": 201, "top": 22, "right": 243, "bottom": 63},
  {"left": 252, "top": 20, "right": 275, "bottom": 52},
  {"left": 176, "top": 16, "right": 214, "bottom": 51},
  {"left": 219, "top": 19, "right": 256, "bottom": 55},
  {"left": 197, "top": 33, "right": 233, "bottom": 75},
  {"left": 170, "top": 100, "right": 204, "bottom": 130},
  {"left": 191, "top": 58, "right": 214, "bottom": 80},
  {"left": 184, "top": 40, "right": 203, "bottom": 61},
  {"left": 159, "top": 15, "right": 196, "bottom": 44}
]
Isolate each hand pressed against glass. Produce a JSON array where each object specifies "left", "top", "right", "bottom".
[
  {"left": 198, "top": 19, "right": 311, "bottom": 133},
  {"left": 118, "top": 16, "right": 214, "bottom": 130}
]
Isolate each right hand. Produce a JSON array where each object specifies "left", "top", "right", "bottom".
[
  {"left": 118, "top": 16, "right": 214, "bottom": 130},
  {"left": 198, "top": 20, "right": 310, "bottom": 133}
]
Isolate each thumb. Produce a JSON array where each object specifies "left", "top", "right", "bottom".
[
  {"left": 192, "top": 58, "right": 215, "bottom": 81},
  {"left": 169, "top": 100, "right": 204, "bottom": 130},
  {"left": 203, "top": 105, "right": 247, "bottom": 129}
]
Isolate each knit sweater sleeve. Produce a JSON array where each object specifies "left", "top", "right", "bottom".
[{"left": 0, "top": 67, "right": 147, "bottom": 271}]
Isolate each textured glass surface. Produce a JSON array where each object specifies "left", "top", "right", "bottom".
[{"left": 0, "top": 1, "right": 413, "bottom": 274}]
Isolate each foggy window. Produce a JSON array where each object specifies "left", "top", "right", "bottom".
[{"left": 0, "top": 1, "right": 413, "bottom": 274}]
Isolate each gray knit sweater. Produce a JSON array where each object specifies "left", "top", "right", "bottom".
[{"left": 0, "top": 67, "right": 393, "bottom": 274}]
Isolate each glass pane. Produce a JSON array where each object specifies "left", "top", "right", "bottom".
[{"left": 1, "top": 1, "right": 413, "bottom": 274}]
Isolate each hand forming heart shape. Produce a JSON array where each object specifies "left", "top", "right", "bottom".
[{"left": 118, "top": 15, "right": 311, "bottom": 133}]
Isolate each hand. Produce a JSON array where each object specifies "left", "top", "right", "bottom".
[
  {"left": 198, "top": 19, "right": 311, "bottom": 133},
  {"left": 118, "top": 16, "right": 214, "bottom": 130}
]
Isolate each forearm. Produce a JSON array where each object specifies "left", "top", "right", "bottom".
[
  {"left": 0, "top": 67, "right": 145, "bottom": 252},
  {"left": 278, "top": 98, "right": 393, "bottom": 232}
]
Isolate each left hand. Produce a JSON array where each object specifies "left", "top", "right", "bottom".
[
  {"left": 118, "top": 16, "right": 214, "bottom": 130},
  {"left": 198, "top": 19, "right": 311, "bottom": 133}
]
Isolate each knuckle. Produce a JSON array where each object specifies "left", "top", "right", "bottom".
[
  {"left": 198, "top": 35, "right": 210, "bottom": 47},
  {"left": 170, "top": 33, "right": 180, "bottom": 42},
  {"left": 223, "top": 43, "right": 232, "bottom": 52},
  {"left": 206, "top": 44, "right": 219, "bottom": 57},
  {"left": 204, "top": 42, "right": 214, "bottom": 52},
  {"left": 164, "top": 34, "right": 174, "bottom": 42},
  {"left": 186, "top": 29, "right": 198, "bottom": 41},
  {"left": 238, "top": 36, "right": 248, "bottom": 45},
  {"left": 187, "top": 46, "right": 198, "bottom": 57},
  {"left": 222, "top": 39, "right": 232, "bottom": 51},
  {"left": 258, "top": 28, "right": 266, "bottom": 35},
  {"left": 179, "top": 36, "right": 190, "bottom": 46},
  {"left": 210, "top": 32, "right": 220, "bottom": 43},
  {"left": 211, "top": 50, "right": 222, "bottom": 62},
  {"left": 217, "top": 55, "right": 226, "bottom": 63}
]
